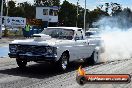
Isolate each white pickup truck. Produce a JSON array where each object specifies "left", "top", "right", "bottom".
[{"left": 8, "top": 27, "right": 104, "bottom": 71}]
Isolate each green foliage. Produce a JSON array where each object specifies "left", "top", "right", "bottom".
[
  {"left": 98, "top": 2, "right": 122, "bottom": 16},
  {"left": 59, "top": 0, "right": 77, "bottom": 27},
  {"left": 7, "top": 1, "right": 35, "bottom": 18},
  {"left": 59, "top": 0, "right": 108, "bottom": 28},
  {"left": 8, "top": 1, "right": 15, "bottom": 9},
  {"left": 2, "top": 0, "right": 132, "bottom": 29},
  {"left": 34, "top": 0, "right": 60, "bottom": 6},
  {"left": 17, "top": 2, "right": 35, "bottom": 18},
  {"left": 88, "top": 8, "right": 109, "bottom": 27},
  {"left": 3, "top": 28, "right": 9, "bottom": 37}
]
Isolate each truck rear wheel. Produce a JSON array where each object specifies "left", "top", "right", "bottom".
[
  {"left": 85, "top": 51, "right": 99, "bottom": 65},
  {"left": 91, "top": 51, "right": 99, "bottom": 64},
  {"left": 16, "top": 58, "right": 27, "bottom": 68}
]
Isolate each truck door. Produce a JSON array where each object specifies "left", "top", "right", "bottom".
[{"left": 74, "top": 30, "right": 90, "bottom": 59}]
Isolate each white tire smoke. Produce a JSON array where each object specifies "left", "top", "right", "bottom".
[{"left": 96, "top": 17, "right": 132, "bottom": 62}]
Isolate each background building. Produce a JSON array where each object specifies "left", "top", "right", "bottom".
[{"left": 36, "top": 6, "right": 59, "bottom": 27}]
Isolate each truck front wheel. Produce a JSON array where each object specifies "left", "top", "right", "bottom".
[
  {"left": 16, "top": 58, "right": 27, "bottom": 68},
  {"left": 58, "top": 53, "right": 69, "bottom": 71}
]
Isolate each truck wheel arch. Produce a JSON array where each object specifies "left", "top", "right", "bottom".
[{"left": 57, "top": 50, "right": 70, "bottom": 61}]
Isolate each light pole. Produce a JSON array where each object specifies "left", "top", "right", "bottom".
[
  {"left": 76, "top": 0, "right": 79, "bottom": 27},
  {"left": 5, "top": 0, "right": 9, "bottom": 30},
  {"left": 6, "top": 0, "right": 8, "bottom": 16},
  {"left": 0, "top": 0, "right": 4, "bottom": 38},
  {"left": 84, "top": 0, "right": 86, "bottom": 33}
]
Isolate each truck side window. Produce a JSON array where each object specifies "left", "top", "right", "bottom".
[{"left": 75, "top": 30, "right": 84, "bottom": 40}]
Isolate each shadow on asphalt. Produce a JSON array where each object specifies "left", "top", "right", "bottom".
[{"left": 0, "top": 61, "right": 104, "bottom": 79}]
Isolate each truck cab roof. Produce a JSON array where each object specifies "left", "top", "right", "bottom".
[{"left": 47, "top": 27, "right": 83, "bottom": 31}]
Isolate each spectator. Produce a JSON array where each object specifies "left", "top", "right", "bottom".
[{"left": 25, "top": 24, "right": 31, "bottom": 38}]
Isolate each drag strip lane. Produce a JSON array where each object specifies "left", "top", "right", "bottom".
[{"left": 0, "top": 58, "right": 131, "bottom": 88}]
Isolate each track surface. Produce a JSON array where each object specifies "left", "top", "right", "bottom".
[{"left": 0, "top": 58, "right": 131, "bottom": 88}]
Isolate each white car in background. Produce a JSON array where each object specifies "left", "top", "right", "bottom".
[{"left": 8, "top": 27, "right": 104, "bottom": 71}]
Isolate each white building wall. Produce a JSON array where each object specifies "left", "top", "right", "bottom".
[{"left": 36, "top": 7, "right": 58, "bottom": 23}]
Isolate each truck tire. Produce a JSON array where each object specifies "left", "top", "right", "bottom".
[
  {"left": 16, "top": 58, "right": 27, "bottom": 68},
  {"left": 90, "top": 51, "right": 99, "bottom": 64},
  {"left": 58, "top": 53, "right": 69, "bottom": 71}
]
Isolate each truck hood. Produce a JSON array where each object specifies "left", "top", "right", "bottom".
[{"left": 11, "top": 34, "right": 71, "bottom": 46}]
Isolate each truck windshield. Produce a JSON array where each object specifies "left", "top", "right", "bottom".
[{"left": 41, "top": 28, "right": 74, "bottom": 40}]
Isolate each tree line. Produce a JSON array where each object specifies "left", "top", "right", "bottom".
[{"left": 0, "top": 0, "right": 132, "bottom": 28}]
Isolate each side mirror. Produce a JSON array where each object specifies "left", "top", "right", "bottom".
[{"left": 74, "top": 37, "right": 80, "bottom": 41}]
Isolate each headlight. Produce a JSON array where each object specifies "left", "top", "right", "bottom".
[
  {"left": 46, "top": 47, "right": 57, "bottom": 54},
  {"left": 46, "top": 47, "right": 53, "bottom": 54},
  {"left": 9, "top": 44, "right": 17, "bottom": 53}
]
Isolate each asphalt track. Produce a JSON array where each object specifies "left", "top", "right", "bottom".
[{"left": 0, "top": 57, "right": 131, "bottom": 88}]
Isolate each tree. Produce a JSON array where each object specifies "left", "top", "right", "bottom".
[
  {"left": 105, "top": 3, "right": 109, "bottom": 13},
  {"left": 59, "top": 0, "right": 90, "bottom": 28},
  {"left": 97, "top": 2, "right": 122, "bottom": 16},
  {"left": 88, "top": 8, "right": 109, "bottom": 27},
  {"left": 8, "top": 0, "right": 15, "bottom": 9},
  {"left": 111, "top": 3, "right": 122, "bottom": 16},
  {"left": 17, "top": 2, "right": 35, "bottom": 18},
  {"left": 59, "top": 0, "right": 77, "bottom": 27},
  {"left": 8, "top": 1, "right": 16, "bottom": 17},
  {"left": 34, "top": 0, "right": 60, "bottom": 6}
]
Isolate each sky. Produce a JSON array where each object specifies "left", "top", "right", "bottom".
[{"left": 15, "top": 0, "right": 132, "bottom": 10}]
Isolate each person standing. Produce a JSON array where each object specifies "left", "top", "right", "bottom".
[{"left": 25, "top": 24, "right": 30, "bottom": 38}]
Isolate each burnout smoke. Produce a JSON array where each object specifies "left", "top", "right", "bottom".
[{"left": 96, "top": 17, "right": 132, "bottom": 61}]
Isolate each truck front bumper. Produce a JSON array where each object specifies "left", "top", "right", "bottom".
[{"left": 8, "top": 53, "right": 57, "bottom": 62}]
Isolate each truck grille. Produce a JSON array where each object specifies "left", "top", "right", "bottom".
[{"left": 17, "top": 45, "right": 46, "bottom": 54}]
